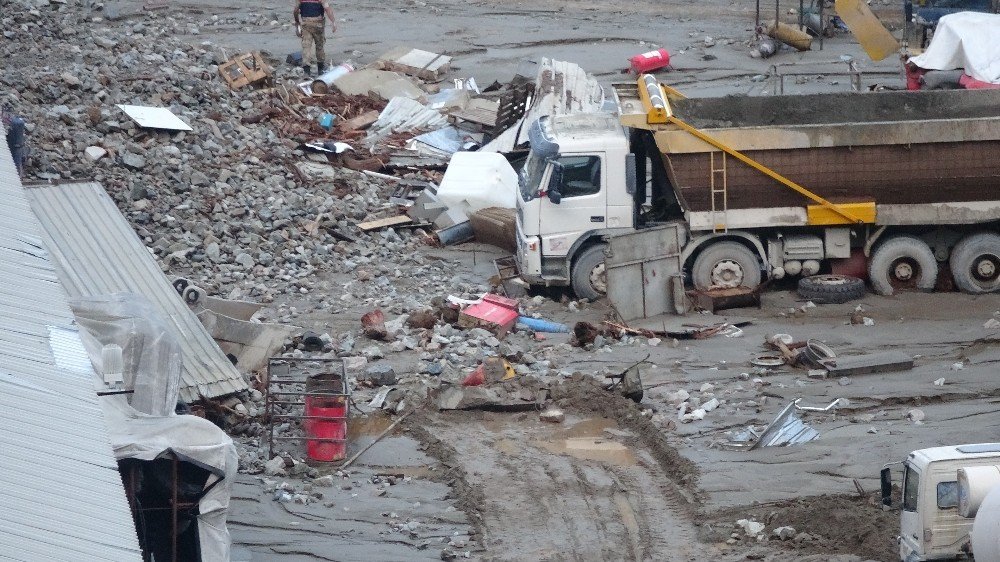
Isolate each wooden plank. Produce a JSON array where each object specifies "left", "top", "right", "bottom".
[
  {"left": 823, "top": 351, "right": 914, "bottom": 376},
  {"left": 451, "top": 99, "right": 499, "bottom": 127},
  {"left": 338, "top": 110, "right": 380, "bottom": 131},
  {"left": 357, "top": 215, "right": 412, "bottom": 231}
]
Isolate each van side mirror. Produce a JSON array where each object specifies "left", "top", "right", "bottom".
[
  {"left": 547, "top": 161, "right": 564, "bottom": 204},
  {"left": 625, "top": 153, "right": 637, "bottom": 195},
  {"left": 881, "top": 467, "right": 893, "bottom": 508}
]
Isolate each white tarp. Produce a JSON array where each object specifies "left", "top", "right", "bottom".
[
  {"left": 437, "top": 152, "right": 518, "bottom": 213},
  {"left": 908, "top": 12, "right": 1000, "bottom": 84},
  {"left": 71, "top": 294, "right": 236, "bottom": 562}
]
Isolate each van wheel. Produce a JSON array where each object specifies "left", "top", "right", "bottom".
[
  {"left": 571, "top": 244, "right": 607, "bottom": 301},
  {"left": 868, "top": 236, "right": 938, "bottom": 296},
  {"left": 950, "top": 233, "right": 1000, "bottom": 294},
  {"left": 691, "top": 241, "right": 761, "bottom": 290}
]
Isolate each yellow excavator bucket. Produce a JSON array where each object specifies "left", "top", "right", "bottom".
[{"left": 835, "top": 0, "right": 901, "bottom": 61}]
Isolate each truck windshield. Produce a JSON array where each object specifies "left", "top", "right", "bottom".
[{"left": 519, "top": 150, "right": 547, "bottom": 202}]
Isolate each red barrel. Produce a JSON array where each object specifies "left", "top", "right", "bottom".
[
  {"left": 629, "top": 48, "right": 671, "bottom": 74},
  {"left": 304, "top": 395, "right": 347, "bottom": 461}
]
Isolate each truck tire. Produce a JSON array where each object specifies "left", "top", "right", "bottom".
[
  {"left": 571, "top": 244, "right": 608, "bottom": 301},
  {"left": 691, "top": 241, "right": 761, "bottom": 290},
  {"left": 949, "top": 232, "right": 1000, "bottom": 294},
  {"left": 797, "top": 274, "right": 866, "bottom": 304},
  {"left": 868, "top": 236, "right": 938, "bottom": 296}
]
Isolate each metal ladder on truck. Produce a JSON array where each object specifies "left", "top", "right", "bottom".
[{"left": 709, "top": 151, "right": 728, "bottom": 233}]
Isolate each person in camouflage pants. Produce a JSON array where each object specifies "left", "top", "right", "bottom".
[{"left": 294, "top": 0, "right": 336, "bottom": 76}]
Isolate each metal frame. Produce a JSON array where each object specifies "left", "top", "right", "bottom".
[
  {"left": 121, "top": 454, "right": 205, "bottom": 562},
  {"left": 265, "top": 357, "right": 350, "bottom": 459}
]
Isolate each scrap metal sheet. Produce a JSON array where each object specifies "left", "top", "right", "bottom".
[{"left": 117, "top": 103, "right": 193, "bottom": 131}]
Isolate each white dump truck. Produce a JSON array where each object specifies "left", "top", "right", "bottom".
[
  {"left": 513, "top": 75, "right": 1000, "bottom": 314},
  {"left": 882, "top": 444, "right": 1000, "bottom": 561}
]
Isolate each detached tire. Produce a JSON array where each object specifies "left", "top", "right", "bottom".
[
  {"left": 691, "top": 241, "right": 762, "bottom": 290},
  {"left": 571, "top": 244, "right": 608, "bottom": 301},
  {"left": 868, "top": 236, "right": 938, "bottom": 296},
  {"left": 950, "top": 233, "right": 1000, "bottom": 294},
  {"left": 797, "top": 274, "right": 866, "bottom": 304}
]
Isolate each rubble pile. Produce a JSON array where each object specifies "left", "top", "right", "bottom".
[{"left": 0, "top": 0, "right": 451, "bottom": 304}]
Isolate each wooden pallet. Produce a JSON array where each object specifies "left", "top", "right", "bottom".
[{"left": 219, "top": 52, "right": 272, "bottom": 90}]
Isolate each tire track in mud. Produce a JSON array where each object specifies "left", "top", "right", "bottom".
[{"left": 408, "top": 395, "right": 706, "bottom": 561}]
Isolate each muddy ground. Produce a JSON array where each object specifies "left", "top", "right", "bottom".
[{"left": 88, "top": 0, "right": 999, "bottom": 560}]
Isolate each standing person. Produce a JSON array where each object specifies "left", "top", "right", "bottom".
[{"left": 294, "top": 0, "right": 336, "bottom": 76}]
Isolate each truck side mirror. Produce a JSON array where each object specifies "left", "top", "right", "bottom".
[
  {"left": 625, "top": 153, "right": 637, "bottom": 195},
  {"left": 547, "top": 161, "right": 564, "bottom": 204},
  {"left": 881, "top": 467, "right": 893, "bottom": 508}
]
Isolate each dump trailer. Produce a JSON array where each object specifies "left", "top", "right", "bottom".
[
  {"left": 514, "top": 74, "right": 1000, "bottom": 311},
  {"left": 881, "top": 444, "right": 1000, "bottom": 561}
]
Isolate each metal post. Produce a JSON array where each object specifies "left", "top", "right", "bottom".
[
  {"left": 819, "top": 0, "right": 825, "bottom": 50},
  {"left": 171, "top": 456, "right": 178, "bottom": 562}
]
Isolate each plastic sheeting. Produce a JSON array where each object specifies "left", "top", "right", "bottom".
[
  {"left": 908, "top": 12, "right": 1000, "bottom": 84},
  {"left": 70, "top": 293, "right": 180, "bottom": 417},
  {"left": 437, "top": 152, "right": 518, "bottom": 214},
  {"left": 71, "top": 293, "right": 237, "bottom": 562}
]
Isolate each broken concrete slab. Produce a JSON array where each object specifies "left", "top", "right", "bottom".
[
  {"left": 432, "top": 207, "right": 469, "bottom": 230},
  {"left": 438, "top": 385, "right": 500, "bottom": 410},
  {"left": 332, "top": 68, "right": 425, "bottom": 101},
  {"left": 822, "top": 351, "right": 914, "bottom": 376},
  {"left": 196, "top": 309, "right": 296, "bottom": 372},
  {"left": 378, "top": 47, "right": 452, "bottom": 82},
  {"left": 200, "top": 296, "right": 264, "bottom": 322}
]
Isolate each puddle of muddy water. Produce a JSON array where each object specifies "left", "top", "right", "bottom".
[{"left": 532, "top": 418, "right": 638, "bottom": 466}]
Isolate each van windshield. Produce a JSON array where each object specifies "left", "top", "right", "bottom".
[{"left": 519, "top": 150, "right": 547, "bottom": 202}]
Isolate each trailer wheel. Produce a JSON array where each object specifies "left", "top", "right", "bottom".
[
  {"left": 797, "top": 274, "right": 866, "bottom": 304},
  {"left": 691, "top": 241, "right": 761, "bottom": 290},
  {"left": 868, "top": 236, "right": 938, "bottom": 296},
  {"left": 949, "top": 233, "right": 1000, "bottom": 294},
  {"left": 571, "top": 244, "right": 608, "bottom": 301}
]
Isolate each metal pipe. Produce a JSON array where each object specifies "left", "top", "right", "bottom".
[{"left": 793, "top": 398, "right": 842, "bottom": 411}]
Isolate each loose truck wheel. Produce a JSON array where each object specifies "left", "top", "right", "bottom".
[
  {"left": 798, "top": 274, "right": 866, "bottom": 304},
  {"left": 571, "top": 244, "right": 608, "bottom": 301},
  {"left": 691, "top": 241, "right": 761, "bottom": 290},
  {"left": 868, "top": 236, "right": 938, "bottom": 296},
  {"left": 950, "top": 233, "right": 1000, "bottom": 294}
]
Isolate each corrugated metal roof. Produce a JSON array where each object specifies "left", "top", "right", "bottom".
[
  {"left": 482, "top": 58, "right": 606, "bottom": 153},
  {"left": 23, "top": 181, "right": 247, "bottom": 402},
  {"left": 0, "top": 135, "right": 142, "bottom": 560}
]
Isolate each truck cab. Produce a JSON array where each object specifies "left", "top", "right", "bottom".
[
  {"left": 515, "top": 113, "right": 636, "bottom": 299},
  {"left": 883, "top": 444, "right": 1000, "bottom": 561}
]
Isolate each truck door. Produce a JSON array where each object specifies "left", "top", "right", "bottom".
[
  {"left": 539, "top": 154, "right": 606, "bottom": 259},
  {"left": 900, "top": 463, "right": 923, "bottom": 560}
]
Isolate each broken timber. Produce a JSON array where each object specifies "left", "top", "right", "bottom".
[{"left": 357, "top": 215, "right": 412, "bottom": 231}]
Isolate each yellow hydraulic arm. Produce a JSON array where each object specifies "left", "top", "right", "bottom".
[{"left": 633, "top": 75, "right": 872, "bottom": 225}]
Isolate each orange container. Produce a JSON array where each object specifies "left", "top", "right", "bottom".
[{"left": 304, "top": 395, "right": 347, "bottom": 461}]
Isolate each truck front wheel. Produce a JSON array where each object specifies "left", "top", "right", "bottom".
[
  {"left": 691, "top": 241, "right": 762, "bottom": 290},
  {"left": 571, "top": 244, "right": 608, "bottom": 300}
]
